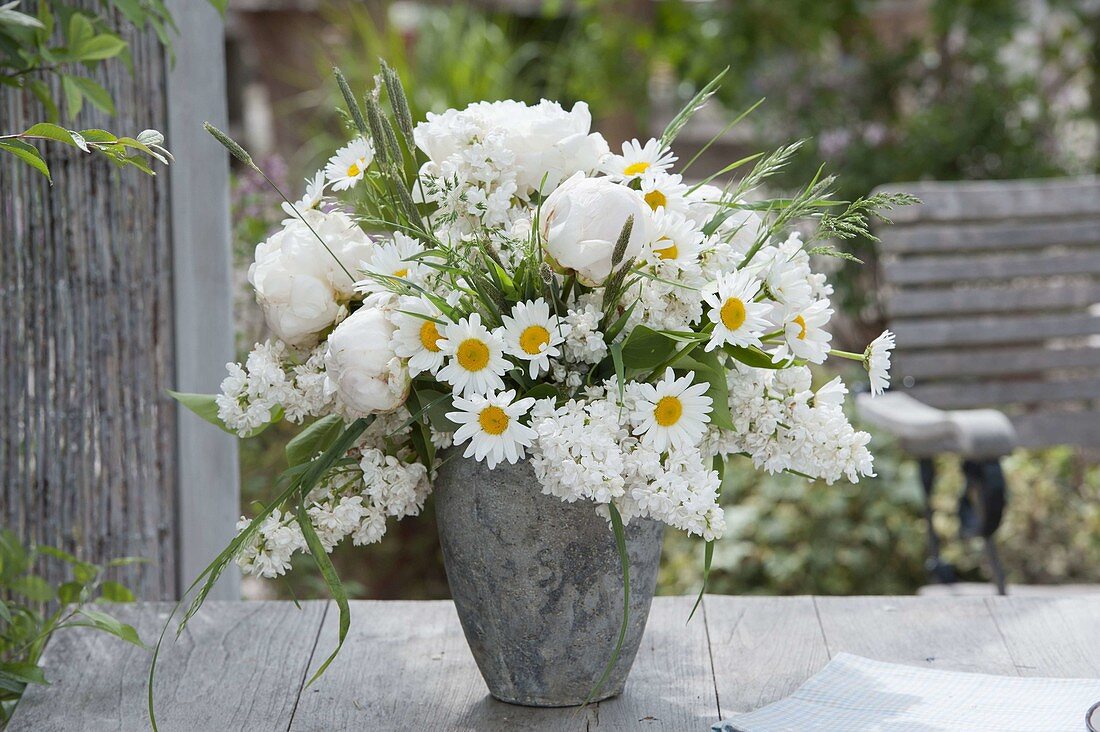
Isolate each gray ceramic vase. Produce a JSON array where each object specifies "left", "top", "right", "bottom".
[{"left": 435, "top": 450, "right": 665, "bottom": 707}]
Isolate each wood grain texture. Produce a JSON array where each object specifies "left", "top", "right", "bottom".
[
  {"left": 986, "top": 596, "right": 1100, "bottom": 677},
  {"left": 0, "top": 2, "right": 177, "bottom": 599},
  {"left": 289, "top": 599, "right": 599, "bottom": 732},
  {"left": 165, "top": 0, "right": 240, "bottom": 601},
  {"left": 8, "top": 597, "right": 1100, "bottom": 731},
  {"left": 883, "top": 218, "right": 1100, "bottom": 253},
  {"left": 877, "top": 177, "right": 1100, "bottom": 223},
  {"left": 704, "top": 595, "right": 830, "bottom": 717},
  {"left": 592, "top": 594, "right": 717, "bottom": 729},
  {"left": 813, "top": 596, "right": 1018, "bottom": 674},
  {"left": 8, "top": 601, "right": 327, "bottom": 732}
]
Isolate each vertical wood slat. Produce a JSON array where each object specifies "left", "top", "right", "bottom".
[
  {"left": 164, "top": 0, "right": 240, "bottom": 600},
  {"left": 0, "top": 2, "right": 177, "bottom": 599}
]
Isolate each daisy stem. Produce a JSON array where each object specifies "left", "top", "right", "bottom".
[{"left": 829, "top": 348, "right": 866, "bottom": 362}]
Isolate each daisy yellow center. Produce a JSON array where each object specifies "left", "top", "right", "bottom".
[
  {"left": 347, "top": 162, "right": 361, "bottom": 178},
  {"left": 478, "top": 406, "right": 510, "bottom": 436},
  {"left": 654, "top": 396, "right": 683, "bottom": 427},
  {"left": 419, "top": 321, "right": 442, "bottom": 352},
  {"left": 519, "top": 325, "right": 550, "bottom": 355},
  {"left": 720, "top": 297, "right": 746, "bottom": 331},
  {"left": 654, "top": 238, "right": 678, "bottom": 260},
  {"left": 393, "top": 268, "right": 409, "bottom": 277},
  {"left": 623, "top": 161, "right": 650, "bottom": 176},
  {"left": 644, "top": 190, "right": 667, "bottom": 211},
  {"left": 456, "top": 338, "right": 490, "bottom": 371},
  {"left": 793, "top": 315, "right": 808, "bottom": 340}
]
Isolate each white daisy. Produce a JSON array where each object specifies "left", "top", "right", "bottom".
[
  {"left": 500, "top": 299, "right": 564, "bottom": 379},
  {"left": 639, "top": 171, "right": 689, "bottom": 215},
  {"left": 356, "top": 232, "right": 425, "bottom": 294},
  {"left": 436, "top": 312, "right": 509, "bottom": 396},
  {"left": 630, "top": 368, "right": 713, "bottom": 453},
  {"left": 647, "top": 210, "right": 704, "bottom": 269},
  {"left": 702, "top": 270, "right": 772, "bottom": 352},
  {"left": 603, "top": 138, "right": 677, "bottom": 182},
  {"left": 864, "top": 329, "right": 895, "bottom": 396},
  {"left": 281, "top": 170, "right": 327, "bottom": 220},
  {"left": 324, "top": 137, "right": 374, "bottom": 191},
  {"left": 391, "top": 295, "right": 448, "bottom": 376},
  {"left": 770, "top": 299, "right": 833, "bottom": 364},
  {"left": 446, "top": 390, "right": 537, "bottom": 469}
]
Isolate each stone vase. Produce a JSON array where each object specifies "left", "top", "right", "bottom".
[{"left": 434, "top": 450, "right": 665, "bottom": 707}]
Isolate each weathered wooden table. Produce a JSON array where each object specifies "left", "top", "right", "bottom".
[{"left": 9, "top": 595, "right": 1099, "bottom": 731}]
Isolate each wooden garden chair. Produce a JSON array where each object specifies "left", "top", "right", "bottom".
[{"left": 856, "top": 176, "right": 1100, "bottom": 594}]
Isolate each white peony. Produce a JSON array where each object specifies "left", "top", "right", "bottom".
[
  {"left": 323, "top": 306, "right": 410, "bottom": 417},
  {"left": 248, "top": 210, "right": 372, "bottom": 346},
  {"left": 540, "top": 173, "right": 651, "bottom": 286},
  {"left": 413, "top": 99, "right": 608, "bottom": 198}
]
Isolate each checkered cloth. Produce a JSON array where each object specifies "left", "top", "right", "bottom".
[{"left": 713, "top": 653, "right": 1100, "bottom": 732}]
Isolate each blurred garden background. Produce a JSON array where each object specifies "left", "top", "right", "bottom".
[{"left": 225, "top": 0, "right": 1100, "bottom": 601}]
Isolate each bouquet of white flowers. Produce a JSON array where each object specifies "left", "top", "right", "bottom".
[{"left": 163, "top": 65, "right": 910, "bottom": 713}]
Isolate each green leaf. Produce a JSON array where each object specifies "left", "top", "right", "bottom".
[
  {"left": 206, "top": 0, "right": 229, "bottom": 14},
  {"left": 99, "top": 581, "right": 134, "bottom": 603},
  {"left": 522, "top": 383, "right": 558, "bottom": 402},
  {"left": 65, "top": 12, "right": 94, "bottom": 48},
  {"left": 57, "top": 581, "right": 84, "bottom": 604},
  {"left": 73, "top": 609, "right": 144, "bottom": 648},
  {"left": 71, "top": 32, "right": 127, "bottom": 61},
  {"left": 619, "top": 325, "right": 678, "bottom": 371},
  {"left": 21, "top": 122, "right": 78, "bottom": 147},
  {"left": 0, "top": 139, "right": 51, "bottom": 182},
  {"left": 0, "top": 599, "right": 10, "bottom": 623},
  {"left": 413, "top": 388, "right": 457, "bottom": 433},
  {"left": 167, "top": 390, "right": 281, "bottom": 437},
  {"left": 0, "top": 4, "right": 45, "bottom": 29},
  {"left": 678, "top": 351, "right": 733, "bottom": 432},
  {"left": 724, "top": 345, "right": 785, "bottom": 370},
  {"left": 297, "top": 503, "right": 350, "bottom": 687},
  {"left": 61, "top": 75, "right": 84, "bottom": 118},
  {"left": 66, "top": 76, "right": 114, "bottom": 115},
  {"left": 286, "top": 415, "right": 345, "bottom": 467},
  {"left": 10, "top": 575, "right": 54, "bottom": 602},
  {"left": 0, "top": 662, "right": 47, "bottom": 693}
]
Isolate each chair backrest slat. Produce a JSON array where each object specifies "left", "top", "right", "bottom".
[{"left": 874, "top": 176, "right": 1100, "bottom": 448}]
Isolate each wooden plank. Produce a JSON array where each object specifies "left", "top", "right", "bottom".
[
  {"left": 883, "top": 250, "right": 1100, "bottom": 286},
  {"left": 289, "top": 600, "right": 598, "bottom": 731},
  {"left": 882, "top": 218, "right": 1100, "bottom": 254},
  {"left": 0, "top": 0, "right": 177, "bottom": 600},
  {"left": 704, "top": 595, "right": 829, "bottom": 716},
  {"left": 165, "top": 0, "right": 240, "bottom": 600},
  {"left": 7, "top": 601, "right": 327, "bottom": 732},
  {"left": 986, "top": 596, "right": 1100, "bottom": 677},
  {"left": 813, "top": 596, "right": 1018, "bottom": 674},
  {"left": 907, "top": 377, "right": 1100, "bottom": 410},
  {"left": 876, "top": 177, "right": 1100, "bottom": 224},
  {"left": 891, "top": 312, "right": 1100, "bottom": 348},
  {"left": 594, "top": 595, "right": 718, "bottom": 728},
  {"left": 896, "top": 345, "right": 1100, "bottom": 380},
  {"left": 1013, "top": 411, "right": 1100, "bottom": 449},
  {"left": 885, "top": 281, "right": 1100, "bottom": 318},
  {"left": 291, "top": 597, "right": 719, "bottom": 730}
]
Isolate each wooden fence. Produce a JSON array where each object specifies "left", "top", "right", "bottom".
[{"left": 0, "top": 0, "right": 239, "bottom": 600}]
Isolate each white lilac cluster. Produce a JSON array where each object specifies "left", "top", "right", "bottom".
[
  {"left": 528, "top": 380, "right": 726, "bottom": 540},
  {"left": 235, "top": 413, "right": 430, "bottom": 578},
  {"left": 216, "top": 94, "right": 898, "bottom": 575},
  {"left": 703, "top": 363, "right": 874, "bottom": 485},
  {"left": 216, "top": 340, "right": 332, "bottom": 437}
]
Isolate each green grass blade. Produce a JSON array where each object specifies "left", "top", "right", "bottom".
[
  {"left": 688, "top": 540, "right": 714, "bottom": 622},
  {"left": 297, "top": 502, "right": 351, "bottom": 687},
  {"left": 584, "top": 503, "right": 630, "bottom": 705}
]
